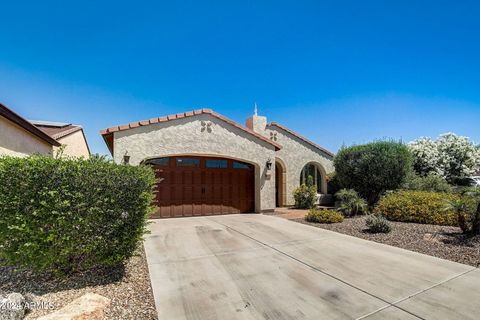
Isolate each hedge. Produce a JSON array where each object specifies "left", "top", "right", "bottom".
[
  {"left": 334, "top": 141, "right": 412, "bottom": 206},
  {"left": 373, "top": 190, "right": 459, "bottom": 226},
  {"left": 0, "top": 155, "right": 156, "bottom": 274}
]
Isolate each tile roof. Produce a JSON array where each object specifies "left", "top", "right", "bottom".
[
  {"left": 268, "top": 122, "right": 335, "bottom": 157},
  {"left": 0, "top": 103, "right": 61, "bottom": 146},
  {"left": 33, "top": 123, "right": 83, "bottom": 140},
  {"left": 100, "top": 108, "right": 282, "bottom": 154}
]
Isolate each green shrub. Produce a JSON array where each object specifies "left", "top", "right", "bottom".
[
  {"left": 0, "top": 155, "right": 156, "bottom": 274},
  {"left": 373, "top": 190, "right": 459, "bottom": 226},
  {"left": 327, "top": 172, "right": 342, "bottom": 195},
  {"left": 334, "top": 141, "right": 413, "bottom": 206},
  {"left": 293, "top": 176, "right": 318, "bottom": 209},
  {"left": 403, "top": 173, "right": 452, "bottom": 193},
  {"left": 365, "top": 215, "right": 391, "bottom": 233},
  {"left": 446, "top": 189, "right": 480, "bottom": 235},
  {"left": 306, "top": 209, "right": 344, "bottom": 224},
  {"left": 334, "top": 189, "right": 368, "bottom": 216}
]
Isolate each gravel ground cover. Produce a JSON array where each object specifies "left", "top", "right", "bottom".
[
  {"left": 294, "top": 216, "right": 480, "bottom": 267},
  {"left": 0, "top": 245, "right": 157, "bottom": 319}
]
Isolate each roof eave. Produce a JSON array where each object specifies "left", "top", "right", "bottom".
[{"left": 0, "top": 103, "right": 61, "bottom": 147}]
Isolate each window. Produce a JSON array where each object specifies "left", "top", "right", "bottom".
[
  {"left": 233, "top": 161, "right": 252, "bottom": 169},
  {"left": 145, "top": 157, "right": 170, "bottom": 166},
  {"left": 176, "top": 158, "right": 200, "bottom": 167},
  {"left": 206, "top": 159, "right": 228, "bottom": 168},
  {"left": 300, "top": 163, "right": 322, "bottom": 193}
]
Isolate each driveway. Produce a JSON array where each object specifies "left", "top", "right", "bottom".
[{"left": 144, "top": 214, "right": 480, "bottom": 320}]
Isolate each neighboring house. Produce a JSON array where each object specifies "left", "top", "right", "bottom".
[
  {"left": 31, "top": 120, "right": 90, "bottom": 158},
  {"left": 0, "top": 103, "right": 90, "bottom": 158},
  {"left": 0, "top": 103, "right": 60, "bottom": 157},
  {"left": 101, "top": 108, "right": 334, "bottom": 218}
]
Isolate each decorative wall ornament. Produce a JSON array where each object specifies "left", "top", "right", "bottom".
[
  {"left": 270, "top": 132, "right": 278, "bottom": 141},
  {"left": 201, "top": 121, "right": 213, "bottom": 133}
]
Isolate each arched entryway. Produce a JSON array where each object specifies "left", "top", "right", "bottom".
[
  {"left": 275, "top": 158, "right": 287, "bottom": 207},
  {"left": 144, "top": 156, "right": 255, "bottom": 218},
  {"left": 299, "top": 162, "right": 327, "bottom": 194}
]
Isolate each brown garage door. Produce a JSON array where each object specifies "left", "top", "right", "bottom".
[{"left": 147, "top": 156, "right": 255, "bottom": 218}]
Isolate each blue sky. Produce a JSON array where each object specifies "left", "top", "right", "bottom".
[{"left": 1, "top": 1, "right": 479, "bottom": 155}]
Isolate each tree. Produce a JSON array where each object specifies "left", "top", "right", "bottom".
[
  {"left": 409, "top": 133, "right": 480, "bottom": 183},
  {"left": 334, "top": 141, "right": 413, "bottom": 206}
]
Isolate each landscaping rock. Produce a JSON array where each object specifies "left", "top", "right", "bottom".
[
  {"left": 0, "top": 293, "right": 25, "bottom": 320},
  {"left": 36, "top": 293, "right": 110, "bottom": 320}
]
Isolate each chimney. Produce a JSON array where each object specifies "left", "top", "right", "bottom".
[{"left": 246, "top": 103, "right": 267, "bottom": 135}]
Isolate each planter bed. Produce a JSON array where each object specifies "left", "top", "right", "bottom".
[
  {"left": 0, "top": 245, "right": 157, "bottom": 319},
  {"left": 294, "top": 216, "right": 480, "bottom": 267}
]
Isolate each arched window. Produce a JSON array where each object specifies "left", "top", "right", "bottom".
[{"left": 300, "top": 163, "right": 322, "bottom": 193}]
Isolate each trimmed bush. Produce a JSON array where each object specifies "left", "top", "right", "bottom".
[
  {"left": 403, "top": 173, "right": 452, "bottom": 193},
  {"left": 0, "top": 155, "right": 156, "bottom": 274},
  {"left": 365, "top": 215, "right": 391, "bottom": 233},
  {"left": 373, "top": 190, "right": 459, "bottom": 226},
  {"left": 334, "top": 141, "right": 413, "bottom": 206},
  {"left": 334, "top": 189, "right": 368, "bottom": 216},
  {"left": 293, "top": 176, "right": 318, "bottom": 209},
  {"left": 306, "top": 209, "right": 344, "bottom": 224}
]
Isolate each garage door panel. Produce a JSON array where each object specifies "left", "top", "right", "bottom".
[{"left": 150, "top": 157, "right": 254, "bottom": 218}]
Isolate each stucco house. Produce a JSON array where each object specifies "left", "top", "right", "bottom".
[
  {"left": 100, "top": 108, "right": 334, "bottom": 218},
  {"left": 0, "top": 103, "right": 90, "bottom": 158}
]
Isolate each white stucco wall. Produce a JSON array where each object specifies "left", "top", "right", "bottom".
[
  {"left": 266, "top": 125, "right": 334, "bottom": 205},
  {"left": 56, "top": 130, "right": 90, "bottom": 158},
  {"left": 112, "top": 114, "right": 277, "bottom": 212},
  {"left": 0, "top": 116, "right": 52, "bottom": 157}
]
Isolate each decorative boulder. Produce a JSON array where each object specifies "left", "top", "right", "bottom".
[
  {"left": 36, "top": 293, "right": 110, "bottom": 320},
  {"left": 0, "top": 293, "right": 26, "bottom": 320}
]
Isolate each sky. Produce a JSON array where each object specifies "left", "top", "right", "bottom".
[{"left": 1, "top": 0, "right": 479, "bottom": 155}]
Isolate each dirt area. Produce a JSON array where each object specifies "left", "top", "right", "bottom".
[{"left": 0, "top": 246, "right": 157, "bottom": 319}]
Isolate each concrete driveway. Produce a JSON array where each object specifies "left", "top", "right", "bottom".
[{"left": 144, "top": 214, "right": 480, "bottom": 320}]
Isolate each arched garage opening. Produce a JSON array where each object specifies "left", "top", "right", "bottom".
[{"left": 144, "top": 155, "right": 255, "bottom": 218}]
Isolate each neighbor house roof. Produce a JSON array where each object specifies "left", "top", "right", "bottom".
[
  {"left": 100, "top": 108, "right": 282, "bottom": 154},
  {"left": 268, "top": 122, "right": 335, "bottom": 157},
  {"left": 0, "top": 103, "right": 61, "bottom": 146},
  {"left": 31, "top": 120, "right": 91, "bottom": 155},
  {"left": 31, "top": 120, "right": 84, "bottom": 140}
]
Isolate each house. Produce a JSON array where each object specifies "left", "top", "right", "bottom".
[
  {"left": 31, "top": 120, "right": 90, "bottom": 158},
  {"left": 100, "top": 108, "right": 334, "bottom": 218},
  {"left": 0, "top": 103, "right": 90, "bottom": 158}
]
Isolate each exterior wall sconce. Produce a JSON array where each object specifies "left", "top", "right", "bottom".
[
  {"left": 266, "top": 159, "right": 273, "bottom": 170},
  {"left": 123, "top": 151, "right": 130, "bottom": 165},
  {"left": 265, "top": 158, "right": 273, "bottom": 179}
]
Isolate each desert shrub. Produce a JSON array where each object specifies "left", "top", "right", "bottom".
[
  {"left": 327, "top": 172, "right": 342, "bottom": 195},
  {"left": 446, "top": 189, "right": 480, "bottom": 235},
  {"left": 403, "top": 173, "right": 452, "bottom": 193},
  {"left": 373, "top": 190, "right": 459, "bottom": 226},
  {"left": 306, "top": 209, "right": 344, "bottom": 224},
  {"left": 334, "top": 141, "right": 413, "bottom": 206},
  {"left": 0, "top": 155, "right": 156, "bottom": 274},
  {"left": 334, "top": 189, "right": 368, "bottom": 216},
  {"left": 293, "top": 176, "right": 318, "bottom": 209},
  {"left": 409, "top": 133, "right": 480, "bottom": 182},
  {"left": 365, "top": 215, "right": 391, "bottom": 233}
]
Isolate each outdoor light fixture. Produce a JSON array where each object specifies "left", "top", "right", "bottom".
[
  {"left": 123, "top": 151, "right": 130, "bottom": 165},
  {"left": 266, "top": 159, "right": 272, "bottom": 170}
]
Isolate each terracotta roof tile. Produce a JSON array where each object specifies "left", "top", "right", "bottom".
[
  {"left": 100, "top": 108, "right": 282, "bottom": 154},
  {"left": 268, "top": 122, "right": 334, "bottom": 157}
]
